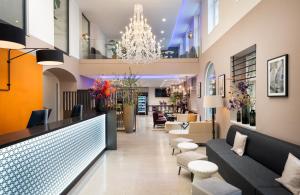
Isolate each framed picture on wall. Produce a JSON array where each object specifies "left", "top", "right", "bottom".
[
  {"left": 218, "top": 74, "right": 225, "bottom": 98},
  {"left": 267, "top": 54, "right": 288, "bottom": 97},
  {"left": 197, "top": 82, "right": 202, "bottom": 98}
]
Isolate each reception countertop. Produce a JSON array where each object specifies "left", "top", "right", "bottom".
[
  {"left": 0, "top": 113, "right": 102, "bottom": 149},
  {"left": 0, "top": 113, "right": 107, "bottom": 195}
]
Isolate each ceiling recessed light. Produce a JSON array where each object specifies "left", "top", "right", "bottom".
[
  {"left": 160, "top": 30, "right": 165, "bottom": 34},
  {"left": 162, "top": 18, "right": 166, "bottom": 22},
  {"left": 15, "top": 20, "right": 19, "bottom": 23},
  {"left": 120, "top": 31, "right": 123, "bottom": 34},
  {"left": 159, "top": 39, "right": 163, "bottom": 42}
]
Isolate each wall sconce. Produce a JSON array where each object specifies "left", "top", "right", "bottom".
[
  {"left": 0, "top": 23, "right": 64, "bottom": 91},
  {"left": 82, "top": 33, "right": 90, "bottom": 40},
  {"left": 188, "top": 31, "right": 193, "bottom": 39}
]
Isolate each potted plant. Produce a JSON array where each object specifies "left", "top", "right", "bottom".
[
  {"left": 90, "top": 79, "right": 116, "bottom": 113},
  {"left": 227, "top": 81, "right": 252, "bottom": 124},
  {"left": 108, "top": 40, "right": 118, "bottom": 59},
  {"left": 119, "top": 68, "right": 139, "bottom": 133}
]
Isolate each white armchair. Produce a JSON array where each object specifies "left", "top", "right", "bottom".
[{"left": 169, "top": 121, "right": 213, "bottom": 144}]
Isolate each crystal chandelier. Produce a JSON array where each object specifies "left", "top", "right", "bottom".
[{"left": 116, "top": 4, "right": 161, "bottom": 64}]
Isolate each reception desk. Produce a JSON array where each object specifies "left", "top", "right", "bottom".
[{"left": 0, "top": 113, "right": 106, "bottom": 194}]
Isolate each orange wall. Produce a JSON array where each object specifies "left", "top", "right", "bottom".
[{"left": 0, "top": 49, "right": 43, "bottom": 134}]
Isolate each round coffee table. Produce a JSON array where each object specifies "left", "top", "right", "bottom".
[
  {"left": 177, "top": 142, "right": 198, "bottom": 152},
  {"left": 188, "top": 160, "right": 218, "bottom": 182}
]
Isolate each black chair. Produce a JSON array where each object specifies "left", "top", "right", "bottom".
[
  {"left": 71, "top": 105, "right": 83, "bottom": 118},
  {"left": 27, "top": 109, "right": 52, "bottom": 128}
]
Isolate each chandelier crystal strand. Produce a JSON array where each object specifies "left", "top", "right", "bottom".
[{"left": 116, "top": 4, "right": 161, "bottom": 64}]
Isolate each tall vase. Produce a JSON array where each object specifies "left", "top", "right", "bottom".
[
  {"left": 95, "top": 98, "right": 106, "bottom": 114},
  {"left": 124, "top": 104, "right": 135, "bottom": 133},
  {"left": 236, "top": 110, "right": 241, "bottom": 122},
  {"left": 242, "top": 106, "right": 249, "bottom": 124},
  {"left": 249, "top": 109, "right": 256, "bottom": 126}
]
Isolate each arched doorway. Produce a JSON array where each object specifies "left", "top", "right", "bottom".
[
  {"left": 204, "top": 62, "right": 216, "bottom": 119},
  {"left": 43, "top": 68, "right": 77, "bottom": 122}
]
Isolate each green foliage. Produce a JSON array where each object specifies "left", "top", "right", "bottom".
[
  {"left": 54, "top": 0, "right": 61, "bottom": 9},
  {"left": 108, "top": 40, "right": 117, "bottom": 56},
  {"left": 169, "top": 92, "right": 182, "bottom": 104},
  {"left": 113, "top": 67, "right": 140, "bottom": 105}
]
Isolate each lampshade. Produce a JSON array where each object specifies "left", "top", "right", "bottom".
[
  {"left": 0, "top": 23, "right": 26, "bottom": 49},
  {"left": 36, "top": 49, "right": 64, "bottom": 66},
  {"left": 203, "top": 95, "right": 223, "bottom": 108}
]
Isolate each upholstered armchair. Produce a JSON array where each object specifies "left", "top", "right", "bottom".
[
  {"left": 176, "top": 114, "right": 198, "bottom": 123},
  {"left": 153, "top": 112, "right": 167, "bottom": 127},
  {"left": 168, "top": 121, "right": 213, "bottom": 144}
]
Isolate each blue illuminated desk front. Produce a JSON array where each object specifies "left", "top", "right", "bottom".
[{"left": 0, "top": 114, "right": 106, "bottom": 195}]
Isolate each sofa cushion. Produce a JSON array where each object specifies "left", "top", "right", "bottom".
[
  {"left": 231, "top": 131, "right": 248, "bottom": 156},
  {"left": 207, "top": 139, "right": 233, "bottom": 154},
  {"left": 220, "top": 154, "right": 282, "bottom": 188},
  {"left": 256, "top": 187, "right": 292, "bottom": 195},
  {"left": 275, "top": 153, "right": 300, "bottom": 194},
  {"left": 226, "top": 125, "right": 300, "bottom": 175}
]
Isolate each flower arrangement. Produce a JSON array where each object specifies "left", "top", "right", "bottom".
[
  {"left": 90, "top": 79, "right": 116, "bottom": 112},
  {"left": 227, "top": 81, "right": 251, "bottom": 111},
  {"left": 90, "top": 79, "right": 116, "bottom": 100}
]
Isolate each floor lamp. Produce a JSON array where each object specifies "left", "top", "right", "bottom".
[{"left": 203, "top": 95, "right": 223, "bottom": 139}]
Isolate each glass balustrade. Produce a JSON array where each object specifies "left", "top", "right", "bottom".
[{"left": 80, "top": 38, "right": 199, "bottom": 59}]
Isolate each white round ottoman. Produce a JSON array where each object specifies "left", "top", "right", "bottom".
[
  {"left": 188, "top": 160, "right": 218, "bottom": 182},
  {"left": 177, "top": 151, "right": 207, "bottom": 175},
  {"left": 170, "top": 137, "right": 193, "bottom": 155},
  {"left": 177, "top": 142, "right": 199, "bottom": 153}
]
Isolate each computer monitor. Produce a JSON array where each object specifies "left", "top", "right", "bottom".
[
  {"left": 71, "top": 105, "right": 83, "bottom": 118},
  {"left": 27, "top": 109, "right": 52, "bottom": 128}
]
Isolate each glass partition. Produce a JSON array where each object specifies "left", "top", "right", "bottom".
[
  {"left": 0, "top": 0, "right": 25, "bottom": 29},
  {"left": 80, "top": 41, "right": 199, "bottom": 59},
  {"left": 81, "top": 14, "right": 90, "bottom": 59},
  {"left": 54, "top": 0, "right": 69, "bottom": 53}
]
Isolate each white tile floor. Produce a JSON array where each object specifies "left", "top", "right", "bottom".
[{"left": 68, "top": 115, "right": 209, "bottom": 195}]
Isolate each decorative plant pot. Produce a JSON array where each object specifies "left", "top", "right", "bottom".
[
  {"left": 95, "top": 98, "right": 106, "bottom": 114},
  {"left": 242, "top": 106, "right": 249, "bottom": 124},
  {"left": 237, "top": 110, "right": 241, "bottom": 122},
  {"left": 124, "top": 104, "right": 135, "bottom": 133},
  {"left": 249, "top": 109, "right": 256, "bottom": 126}
]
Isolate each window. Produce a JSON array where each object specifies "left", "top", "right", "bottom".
[
  {"left": 204, "top": 63, "right": 216, "bottom": 119},
  {"left": 54, "top": 0, "right": 69, "bottom": 53},
  {"left": 208, "top": 0, "right": 219, "bottom": 33},
  {"left": 231, "top": 45, "right": 256, "bottom": 122},
  {"left": 0, "top": 0, "right": 25, "bottom": 30}
]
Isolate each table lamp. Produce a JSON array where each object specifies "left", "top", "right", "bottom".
[{"left": 203, "top": 95, "right": 223, "bottom": 139}]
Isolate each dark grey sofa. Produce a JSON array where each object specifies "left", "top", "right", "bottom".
[{"left": 206, "top": 125, "right": 300, "bottom": 195}]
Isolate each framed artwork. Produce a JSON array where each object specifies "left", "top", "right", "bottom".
[
  {"left": 197, "top": 82, "right": 202, "bottom": 98},
  {"left": 218, "top": 74, "right": 225, "bottom": 98},
  {"left": 267, "top": 54, "right": 288, "bottom": 97}
]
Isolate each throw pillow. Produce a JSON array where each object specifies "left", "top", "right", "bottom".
[
  {"left": 231, "top": 131, "right": 247, "bottom": 156},
  {"left": 276, "top": 153, "right": 300, "bottom": 194}
]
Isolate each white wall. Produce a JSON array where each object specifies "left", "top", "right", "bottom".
[
  {"left": 27, "top": 0, "right": 54, "bottom": 45},
  {"left": 148, "top": 88, "right": 170, "bottom": 106},
  {"left": 201, "top": 0, "right": 261, "bottom": 52},
  {"left": 90, "top": 22, "right": 106, "bottom": 55},
  {"left": 43, "top": 71, "right": 60, "bottom": 122},
  {"left": 69, "top": 0, "right": 81, "bottom": 59}
]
